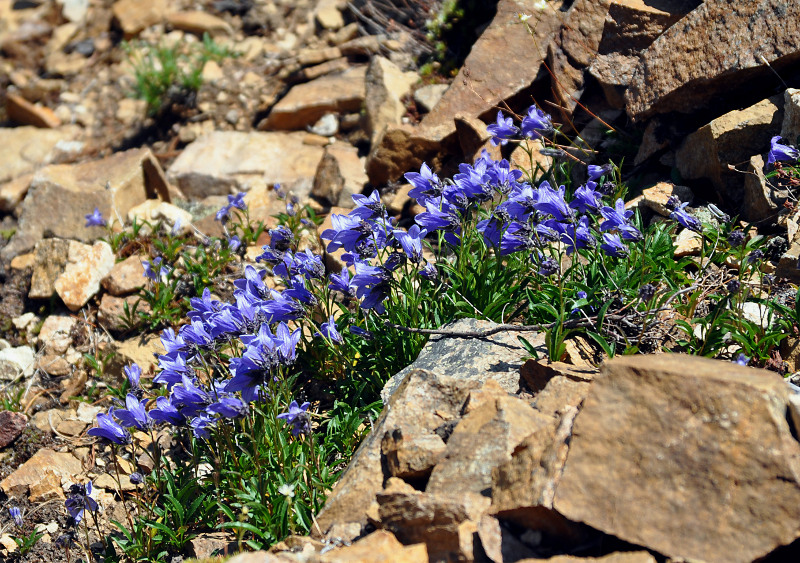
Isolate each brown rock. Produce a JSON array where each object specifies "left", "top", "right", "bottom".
[
  {"left": 0, "top": 412, "right": 27, "bottom": 448},
  {"left": 640, "top": 182, "right": 694, "bottom": 216},
  {"left": 520, "top": 553, "right": 657, "bottom": 563},
  {"left": 420, "top": 0, "right": 564, "bottom": 141},
  {"left": 166, "top": 11, "right": 233, "bottom": 37},
  {"left": 29, "top": 470, "right": 65, "bottom": 502},
  {"left": 311, "top": 143, "right": 367, "bottom": 207},
  {"left": 743, "top": 153, "right": 785, "bottom": 222},
  {"left": 0, "top": 126, "right": 79, "bottom": 185},
  {"left": 553, "top": 355, "right": 800, "bottom": 563},
  {"left": 112, "top": 0, "right": 166, "bottom": 38},
  {"left": 510, "top": 139, "right": 552, "bottom": 182},
  {"left": 126, "top": 200, "right": 193, "bottom": 235},
  {"left": 54, "top": 241, "right": 115, "bottom": 311},
  {"left": 167, "top": 131, "right": 324, "bottom": 199},
  {"left": 626, "top": 0, "right": 800, "bottom": 121},
  {"left": 675, "top": 95, "right": 783, "bottom": 204},
  {"left": 0, "top": 173, "right": 33, "bottom": 212},
  {"left": 0, "top": 449, "right": 82, "bottom": 496},
  {"left": 319, "top": 530, "right": 427, "bottom": 563},
  {"left": 98, "top": 294, "right": 148, "bottom": 333},
  {"left": 314, "top": 370, "right": 480, "bottom": 540},
  {"left": 6, "top": 93, "right": 61, "bottom": 128},
  {"left": 265, "top": 66, "right": 366, "bottom": 131},
  {"left": 673, "top": 227, "right": 702, "bottom": 257},
  {"left": 29, "top": 239, "right": 71, "bottom": 299},
  {"left": 589, "top": 52, "right": 640, "bottom": 109},
  {"left": 102, "top": 254, "right": 146, "bottom": 296},
  {"left": 56, "top": 419, "right": 87, "bottom": 437},
  {"left": 455, "top": 113, "right": 493, "bottom": 161},
  {"left": 365, "top": 123, "right": 445, "bottom": 187},
  {"left": 381, "top": 430, "right": 447, "bottom": 481},
  {"left": 2, "top": 148, "right": 169, "bottom": 260},
  {"left": 316, "top": 206, "right": 352, "bottom": 273},
  {"left": 364, "top": 56, "right": 418, "bottom": 145},
  {"left": 782, "top": 87, "right": 800, "bottom": 144},
  {"left": 520, "top": 359, "right": 596, "bottom": 418},
  {"left": 778, "top": 227, "right": 800, "bottom": 283},
  {"left": 314, "top": 0, "right": 345, "bottom": 31},
  {"left": 106, "top": 333, "right": 163, "bottom": 380},
  {"left": 189, "top": 532, "right": 236, "bottom": 559},
  {"left": 426, "top": 393, "right": 553, "bottom": 497},
  {"left": 598, "top": 0, "right": 693, "bottom": 54}
]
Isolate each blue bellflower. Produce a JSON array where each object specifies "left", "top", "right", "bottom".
[
  {"left": 487, "top": 111, "right": 519, "bottom": 146},
  {"left": 520, "top": 105, "right": 553, "bottom": 138},
  {"left": 767, "top": 136, "right": 800, "bottom": 165},
  {"left": 65, "top": 482, "right": 98, "bottom": 525},
  {"left": 277, "top": 400, "right": 311, "bottom": 437},
  {"left": 85, "top": 208, "right": 106, "bottom": 227},
  {"left": 87, "top": 412, "right": 132, "bottom": 445}
]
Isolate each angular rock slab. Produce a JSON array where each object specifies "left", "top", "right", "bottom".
[
  {"left": 167, "top": 131, "right": 324, "bottom": 199},
  {"left": 2, "top": 147, "right": 169, "bottom": 260},
  {"left": 626, "top": 0, "right": 800, "bottom": 121},
  {"left": 553, "top": 355, "right": 800, "bottom": 563},
  {"left": 54, "top": 240, "right": 115, "bottom": 311},
  {"left": 381, "top": 318, "right": 546, "bottom": 404},
  {"left": 314, "top": 369, "right": 480, "bottom": 540},
  {"left": 1, "top": 448, "right": 82, "bottom": 496}
]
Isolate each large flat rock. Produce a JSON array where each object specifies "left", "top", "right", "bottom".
[
  {"left": 553, "top": 355, "right": 800, "bottom": 563},
  {"left": 626, "top": 0, "right": 800, "bottom": 121}
]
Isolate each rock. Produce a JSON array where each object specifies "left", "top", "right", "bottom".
[
  {"left": 0, "top": 449, "right": 82, "bottom": 496},
  {"left": 6, "top": 93, "right": 61, "bottom": 128},
  {"left": 102, "top": 254, "right": 147, "bottom": 296},
  {"left": 28, "top": 471, "right": 65, "bottom": 502},
  {"left": 98, "top": 294, "right": 148, "bottom": 332},
  {"left": 365, "top": 56, "right": 418, "bottom": 145},
  {"left": 10, "top": 253, "right": 35, "bottom": 271},
  {"left": 0, "top": 126, "right": 78, "bottom": 185},
  {"left": 626, "top": 0, "right": 800, "bottom": 121},
  {"left": 427, "top": 388, "right": 554, "bottom": 499},
  {"left": 314, "top": 369, "right": 480, "bottom": 540},
  {"left": 316, "top": 206, "right": 352, "bottom": 272},
  {"left": 166, "top": 11, "right": 233, "bottom": 37},
  {"left": 553, "top": 355, "right": 800, "bottom": 563},
  {"left": 455, "top": 113, "right": 495, "bottom": 162},
  {"left": 112, "top": 0, "right": 166, "bottom": 38},
  {"left": 0, "top": 173, "right": 33, "bottom": 212},
  {"left": 782, "top": 88, "right": 800, "bottom": 144},
  {"left": 38, "top": 315, "right": 77, "bottom": 356},
  {"left": 30, "top": 409, "right": 71, "bottom": 434},
  {"left": 127, "top": 199, "right": 193, "bottom": 235},
  {"left": 365, "top": 123, "right": 445, "bottom": 187},
  {"left": 189, "top": 532, "right": 237, "bottom": 559},
  {"left": 0, "top": 412, "right": 27, "bottom": 448},
  {"left": 526, "top": 554, "right": 657, "bottom": 563},
  {"left": 2, "top": 148, "right": 170, "bottom": 260},
  {"left": 520, "top": 359, "right": 596, "bottom": 418},
  {"left": 315, "top": 0, "right": 344, "bottom": 31},
  {"left": 673, "top": 228, "right": 702, "bottom": 257},
  {"left": 54, "top": 241, "right": 115, "bottom": 311},
  {"left": 265, "top": 66, "right": 366, "bottom": 131},
  {"left": 311, "top": 143, "right": 367, "bottom": 207},
  {"left": 743, "top": 153, "right": 785, "bottom": 222},
  {"left": 675, "top": 95, "right": 783, "bottom": 205},
  {"left": 640, "top": 182, "right": 693, "bottom": 216},
  {"left": 28, "top": 239, "right": 69, "bottom": 299},
  {"left": 76, "top": 403, "right": 103, "bottom": 424},
  {"left": 509, "top": 139, "right": 552, "bottom": 181},
  {"left": 381, "top": 430, "right": 447, "bottom": 481},
  {"left": 167, "top": 131, "right": 324, "bottom": 199},
  {"left": 589, "top": 52, "right": 639, "bottom": 109},
  {"left": 56, "top": 419, "right": 87, "bottom": 437},
  {"left": 106, "top": 333, "right": 163, "bottom": 380},
  {"left": 420, "top": 0, "right": 564, "bottom": 141},
  {"left": 57, "top": 0, "right": 89, "bottom": 22},
  {"left": 381, "top": 318, "right": 546, "bottom": 404},
  {"left": 548, "top": 0, "right": 611, "bottom": 113},
  {"left": 116, "top": 98, "right": 147, "bottom": 126},
  {"left": 309, "top": 113, "right": 339, "bottom": 137},
  {"left": 0, "top": 346, "right": 35, "bottom": 380},
  {"left": 319, "top": 530, "right": 427, "bottom": 562},
  {"left": 413, "top": 84, "right": 449, "bottom": 113}
]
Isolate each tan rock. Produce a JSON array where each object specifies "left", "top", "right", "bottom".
[
  {"left": 420, "top": 0, "right": 564, "bottom": 141},
  {"left": 56, "top": 419, "right": 87, "bottom": 437},
  {"left": 29, "top": 239, "right": 72, "bottom": 299},
  {"left": 265, "top": 66, "right": 366, "bottom": 131},
  {"left": 314, "top": 370, "right": 481, "bottom": 540},
  {"left": 520, "top": 553, "right": 657, "bottom": 563},
  {"left": 413, "top": 84, "right": 449, "bottom": 114},
  {"left": 98, "top": 294, "right": 149, "bottom": 333},
  {"left": 167, "top": 131, "right": 324, "bottom": 199},
  {"left": 54, "top": 241, "right": 115, "bottom": 311},
  {"left": 743, "top": 153, "right": 785, "bottom": 222},
  {"left": 2, "top": 147, "right": 170, "bottom": 260},
  {"left": 106, "top": 333, "right": 163, "bottom": 380},
  {"left": 30, "top": 408, "right": 71, "bottom": 434},
  {"left": 640, "top": 182, "right": 693, "bottom": 216},
  {"left": 673, "top": 227, "right": 702, "bottom": 257},
  {"left": 0, "top": 346, "right": 35, "bottom": 380},
  {"left": 0, "top": 172, "right": 33, "bottom": 212},
  {"left": 116, "top": 98, "right": 147, "bottom": 126},
  {"left": 10, "top": 253, "right": 35, "bottom": 270},
  {"left": 38, "top": 315, "right": 77, "bottom": 355},
  {"left": 311, "top": 143, "right": 367, "bottom": 207},
  {"left": 6, "top": 93, "right": 61, "bottom": 128},
  {"left": 314, "top": 0, "right": 345, "bottom": 31},
  {"left": 0, "top": 449, "right": 82, "bottom": 496},
  {"left": 319, "top": 530, "right": 427, "bottom": 562},
  {"left": 166, "top": 11, "right": 232, "bottom": 37},
  {"left": 28, "top": 471, "right": 65, "bottom": 502},
  {"left": 381, "top": 430, "right": 447, "bottom": 481},
  {"left": 520, "top": 359, "right": 596, "bottom": 418},
  {"left": 782, "top": 87, "right": 800, "bottom": 144},
  {"left": 553, "top": 355, "right": 800, "bottom": 563},
  {"left": 510, "top": 138, "right": 552, "bottom": 182},
  {"left": 364, "top": 56, "right": 417, "bottom": 145},
  {"left": 675, "top": 95, "right": 783, "bottom": 203},
  {"left": 365, "top": 123, "right": 443, "bottom": 187},
  {"left": 127, "top": 199, "right": 193, "bottom": 234},
  {"left": 112, "top": 0, "right": 166, "bottom": 38},
  {"left": 626, "top": 0, "right": 800, "bottom": 121},
  {"left": 102, "top": 254, "right": 147, "bottom": 296},
  {"left": 0, "top": 126, "right": 79, "bottom": 184}
]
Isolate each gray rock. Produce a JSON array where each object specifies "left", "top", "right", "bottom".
[
  {"left": 413, "top": 84, "right": 449, "bottom": 113},
  {"left": 0, "top": 346, "right": 35, "bottom": 380},
  {"left": 381, "top": 318, "right": 545, "bottom": 404}
]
